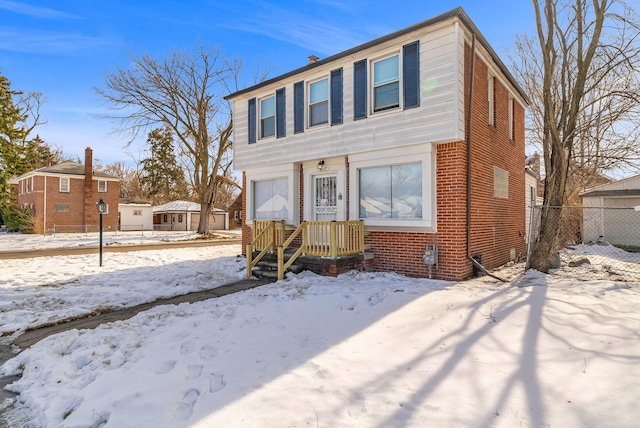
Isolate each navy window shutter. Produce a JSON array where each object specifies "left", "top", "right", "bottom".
[
  {"left": 276, "top": 87, "right": 286, "bottom": 138},
  {"left": 403, "top": 41, "right": 420, "bottom": 109},
  {"left": 330, "top": 68, "right": 343, "bottom": 125},
  {"left": 353, "top": 59, "right": 367, "bottom": 120},
  {"left": 294, "top": 81, "right": 304, "bottom": 133},
  {"left": 248, "top": 98, "right": 256, "bottom": 144}
]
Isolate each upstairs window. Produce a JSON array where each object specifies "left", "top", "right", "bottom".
[
  {"left": 373, "top": 55, "right": 399, "bottom": 112},
  {"left": 488, "top": 76, "right": 495, "bottom": 126},
  {"left": 260, "top": 96, "right": 275, "bottom": 138},
  {"left": 508, "top": 96, "right": 515, "bottom": 140},
  {"left": 309, "top": 78, "right": 329, "bottom": 127},
  {"left": 60, "top": 177, "right": 70, "bottom": 193},
  {"left": 98, "top": 180, "right": 107, "bottom": 192}
]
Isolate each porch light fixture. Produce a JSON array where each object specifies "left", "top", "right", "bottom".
[
  {"left": 96, "top": 198, "right": 107, "bottom": 267},
  {"left": 317, "top": 160, "right": 325, "bottom": 171}
]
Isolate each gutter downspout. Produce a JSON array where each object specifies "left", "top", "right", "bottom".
[{"left": 465, "top": 33, "right": 506, "bottom": 282}]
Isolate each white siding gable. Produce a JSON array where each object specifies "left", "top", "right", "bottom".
[{"left": 232, "top": 20, "right": 465, "bottom": 171}]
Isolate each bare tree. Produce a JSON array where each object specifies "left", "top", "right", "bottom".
[
  {"left": 522, "top": 0, "right": 640, "bottom": 272},
  {"left": 96, "top": 46, "right": 241, "bottom": 234}
]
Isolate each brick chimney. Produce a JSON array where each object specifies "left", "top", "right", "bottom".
[
  {"left": 84, "top": 147, "right": 95, "bottom": 226},
  {"left": 308, "top": 55, "right": 319, "bottom": 64}
]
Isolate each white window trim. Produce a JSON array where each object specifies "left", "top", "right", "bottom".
[
  {"left": 508, "top": 96, "right": 514, "bottom": 140},
  {"left": 349, "top": 144, "right": 434, "bottom": 230},
  {"left": 59, "top": 177, "right": 70, "bottom": 193},
  {"left": 488, "top": 76, "right": 495, "bottom": 126},
  {"left": 98, "top": 180, "right": 107, "bottom": 192},
  {"left": 307, "top": 76, "right": 330, "bottom": 128},
  {"left": 370, "top": 51, "right": 402, "bottom": 114},
  {"left": 246, "top": 163, "right": 300, "bottom": 226},
  {"left": 259, "top": 95, "right": 276, "bottom": 140}
]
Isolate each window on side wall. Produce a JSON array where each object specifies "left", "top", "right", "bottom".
[
  {"left": 488, "top": 76, "right": 495, "bottom": 126},
  {"left": 53, "top": 203, "right": 70, "bottom": 213},
  {"left": 372, "top": 55, "right": 400, "bottom": 112},
  {"left": 252, "top": 177, "right": 289, "bottom": 220},
  {"left": 133, "top": 209, "right": 142, "bottom": 216},
  {"left": 358, "top": 163, "right": 422, "bottom": 220},
  {"left": 98, "top": 180, "right": 107, "bottom": 192},
  {"left": 494, "top": 166, "right": 509, "bottom": 199},
  {"left": 260, "top": 96, "right": 275, "bottom": 139},
  {"left": 308, "top": 78, "right": 328, "bottom": 127},
  {"left": 508, "top": 96, "right": 515, "bottom": 140},
  {"left": 60, "top": 177, "right": 70, "bottom": 193}
]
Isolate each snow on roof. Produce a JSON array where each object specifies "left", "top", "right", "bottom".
[{"left": 153, "top": 200, "right": 226, "bottom": 213}]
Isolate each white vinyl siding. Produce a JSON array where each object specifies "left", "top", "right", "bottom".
[{"left": 232, "top": 24, "right": 463, "bottom": 170}]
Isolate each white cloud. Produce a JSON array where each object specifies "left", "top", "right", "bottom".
[{"left": 0, "top": 0, "right": 79, "bottom": 19}]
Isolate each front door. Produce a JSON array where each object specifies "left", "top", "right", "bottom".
[{"left": 314, "top": 175, "right": 337, "bottom": 221}]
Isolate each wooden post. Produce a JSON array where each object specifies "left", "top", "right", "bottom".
[
  {"left": 359, "top": 220, "right": 365, "bottom": 252},
  {"left": 246, "top": 244, "right": 252, "bottom": 279},
  {"left": 277, "top": 245, "right": 285, "bottom": 280},
  {"left": 330, "top": 221, "right": 337, "bottom": 258},
  {"left": 302, "top": 223, "right": 307, "bottom": 256}
]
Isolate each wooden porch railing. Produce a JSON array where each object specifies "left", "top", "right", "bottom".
[
  {"left": 246, "top": 220, "right": 366, "bottom": 280},
  {"left": 246, "top": 220, "right": 285, "bottom": 278},
  {"left": 305, "top": 220, "right": 365, "bottom": 257}
]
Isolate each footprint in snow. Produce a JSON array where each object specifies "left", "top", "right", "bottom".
[
  {"left": 209, "top": 373, "right": 226, "bottom": 393},
  {"left": 173, "top": 389, "right": 200, "bottom": 421},
  {"left": 199, "top": 344, "right": 218, "bottom": 360},
  {"left": 186, "top": 364, "right": 203, "bottom": 380},
  {"left": 155, "top": 360, "right": 177, "bottom": 375}
]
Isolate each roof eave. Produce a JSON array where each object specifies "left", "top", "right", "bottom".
[{"left": 224, "top": 6, "right": 529, "bottom": 105}]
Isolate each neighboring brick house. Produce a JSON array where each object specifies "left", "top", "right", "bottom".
[
  {"left": 227, "top": 193, "right": 243, "bottom": 229},
  {"left": 225, "top": 7, "right": 529, "bottom": 280},
  {"left": 15, "top": 147, "right": 120, "bottom": 234}
]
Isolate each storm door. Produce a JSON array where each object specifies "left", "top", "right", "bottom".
[{"left": 314, "top": 175, "right": 338, "bottom": 221}]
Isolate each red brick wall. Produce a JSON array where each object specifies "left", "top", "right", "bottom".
[
  {"left": 464, "top": 44, "right": 527, "bottom": 270},
  {"left": 17, "top": 175, "right": 119, "bottom": 234}
]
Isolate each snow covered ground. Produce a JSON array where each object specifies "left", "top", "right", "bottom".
[
  {"left": 0, "top": 230, "right": 240, "bottom": 252},
  {"left": 1, "top": 235, "right": 639, "bottom": 427}
]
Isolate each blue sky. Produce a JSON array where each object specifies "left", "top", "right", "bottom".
[{"left": 0, "top": 0, "right": 535, "bottom": 167}]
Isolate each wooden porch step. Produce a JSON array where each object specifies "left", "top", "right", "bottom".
[{"left": 256, "top": 261, "right": 304, "bottom": 274}]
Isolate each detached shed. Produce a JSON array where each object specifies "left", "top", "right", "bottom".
[
  {"left": 118, "top": 202, "right": 153, "bottom": 231},
  {"left": 580, "top": 175, "right": 640, "bottom": 248},
  {"left": 153, "top": 200, "right": 229, "bottom": 231}
]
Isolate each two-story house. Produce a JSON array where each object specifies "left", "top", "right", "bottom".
[
  {"left": 225, "top": 7, "right": 529, "bottom": 280},
  {"left": 15, "top": 147, "right": 120, "bottom": 234}
]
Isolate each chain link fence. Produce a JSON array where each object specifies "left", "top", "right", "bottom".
[{"left": 527, "top": 205, "right": 640, "bottom": 282}]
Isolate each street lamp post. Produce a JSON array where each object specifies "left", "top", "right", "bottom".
[{"left": 96, "top": 198, "right": 107, "bottom": 267}]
